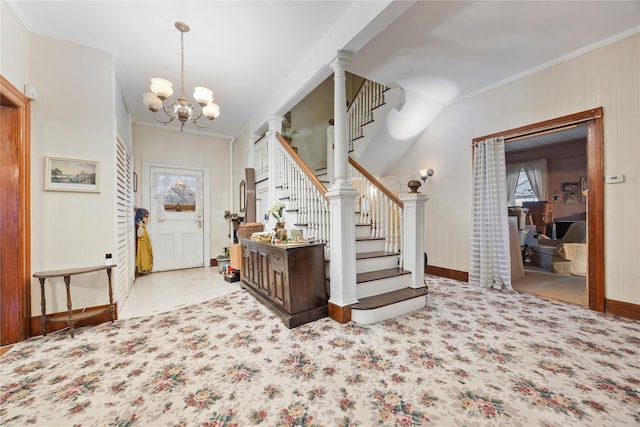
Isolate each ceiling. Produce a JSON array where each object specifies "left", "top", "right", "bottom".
[{"left": 8, "top": 1, "right": 640, "bottom": 138}]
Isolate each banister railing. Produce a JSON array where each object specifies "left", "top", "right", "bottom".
[
  {"left": 274, "top": 133, "right": 330, "bottom": 251},
  {"left": 349, "top": 157, "right": 403, "bottom": 261},
  {"left": 347, "top": 80, "right": 389, "bottom": 152}
]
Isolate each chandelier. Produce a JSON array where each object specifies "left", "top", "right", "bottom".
[{"left": 142, "top": 22, "right": 220, "bottom": 131}]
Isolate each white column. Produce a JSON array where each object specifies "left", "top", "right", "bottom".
[
  {"left": 331, "top": 50, "right": 352, "bottom": 190},
  {"left": 327, "top": 50, "right": 358, "bottom": 309},
  {"left": 400, "top": 191, "right": 429, "bottom": 288},
  {"left": 326, "top": 122, "right": 335, "bottom": 186}
]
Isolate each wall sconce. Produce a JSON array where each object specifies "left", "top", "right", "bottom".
[{"left": 420, "top": 168, "right": 434, "bottom": 183}]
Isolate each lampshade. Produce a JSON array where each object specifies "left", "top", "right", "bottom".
[
  {"left": 193, "top": 87, "right": 214, "bottom": 105},
  {"left": 142, "top": 92, "right": 162, "bottom": 111},
  {"left": 203, "top": 102, "right": 220, "bottom": 119},
  {"left": 150, "top": 78, "right": 173, "bottom": 99}
]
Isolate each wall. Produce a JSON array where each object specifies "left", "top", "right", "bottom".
[
  {"left": 133, "top": 125, "right": 232, "bottom": 259},
  {"left": 232, "top": 126, "right": 251, "bottom": 217},
  {"left": 289, "top": 76, "right": 334, "bottom": 169},
  {"left": 387, "top": 33, "right": 639, "bottom": 304},
  {"left": 506, "top": 140, "right": 588, "bottom": 220},
  {"left": 27, "top": 34, "right": 117, "bottom": 313},
  {"left": 0, "top": 2, "right": 29, "bottom": 89}
]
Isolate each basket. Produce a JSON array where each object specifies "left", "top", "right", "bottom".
[{"left": 238, "top": 222, "right": 264, "bottom": 239}]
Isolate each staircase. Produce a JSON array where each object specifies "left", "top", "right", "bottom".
[
  {"left": 266, "top": 77, "right": 428, "bottom": 325},
  {"left": 350, "top": 221, "right": 427, "bottom": 324}
]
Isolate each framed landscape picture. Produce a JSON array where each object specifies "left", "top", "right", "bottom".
[{"left": 45, "top": 157, "right": 99, "bottom": 192}]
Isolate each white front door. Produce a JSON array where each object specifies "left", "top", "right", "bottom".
[{"left": 146, "top": 165, "right": 206, "bottom": 272}]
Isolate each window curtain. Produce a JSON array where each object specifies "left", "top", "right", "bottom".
[
  {"left": 152, "top": 173, "right": 174, "bottom": 222},
  {"left": 505, "top": 162, "right": 522, "bottom": 205},
  {"left": 523, "top": 159, "right": 547, "bottom": 201},
  {"left": 469, "top": 137, "right": 512, "bottom": 290}
]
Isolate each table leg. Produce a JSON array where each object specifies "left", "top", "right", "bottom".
[
  {"left": 39, "top": 278, "right": 47, "bottom": 336},
  {"left": 64, "top": 275, "right": 75, "bottom": 338},
  {"left": 106, "top": 267, "right": 115, "bottom": 322}
]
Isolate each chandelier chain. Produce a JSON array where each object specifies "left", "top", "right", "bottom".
[{"left": 180, "top": 30, "right": 185, "bottom": 98}]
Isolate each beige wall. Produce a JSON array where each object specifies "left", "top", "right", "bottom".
[
  {"left": 133, "top": 125, "right": 233, "bottom": 259},
  {"left": 26, "top": 35, "right": 117, "bottom": 313},
  {"left": 1, "top": 2, "right": 29, "bottom": 89},
  {"left": 387, "top": 33, "right": 640, "bottom": 304}
]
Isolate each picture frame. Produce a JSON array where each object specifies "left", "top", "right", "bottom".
[
  {"left": 564, "top": 192, "right": 579, "bottom": 204},
  {"left": 45, "top": 157, "right": 99, "bottom": 192},
  {"left": 561, "top": 182, "right": 579, "bottom": 192}
]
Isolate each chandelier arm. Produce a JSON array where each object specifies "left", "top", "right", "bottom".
[
  {"left": 151, "top": 102, "right": 177, "bottom": 125},
  {"left": 190, "top": 113, "right": 214, "bottom": 130}
]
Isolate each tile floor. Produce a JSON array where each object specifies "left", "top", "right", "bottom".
[{"left": 118, "top": 267, "right": 241, "bottom": 319}]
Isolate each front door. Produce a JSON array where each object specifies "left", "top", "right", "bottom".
[{"left": 145, "top": 165, "right": 206, "bottom": 271}]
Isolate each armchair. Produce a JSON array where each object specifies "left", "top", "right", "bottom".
[{"left": 531, "top": 221, "right": 587, "bottom": 275}]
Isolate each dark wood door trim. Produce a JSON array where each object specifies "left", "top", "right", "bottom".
[
  {"left": 1, "top": 75, "right": 31, "bottom": 345},
  {"left": 474, "top": 107, "right": 604, "bottom": 313}
]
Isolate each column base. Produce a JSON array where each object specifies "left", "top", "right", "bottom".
[{"left": 328, "top": 302, "right": 352, "bottom": 323}]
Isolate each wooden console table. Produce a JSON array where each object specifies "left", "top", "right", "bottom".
[{"left": 33, "top": 265, "right": 116, "bottom": 338}]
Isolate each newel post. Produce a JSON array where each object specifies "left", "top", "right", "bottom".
[
  {"left": 327, "top": 51, "right": 359, "bottom": 322},
  {"left": 400, "top": 192, "right": 429, "bottom": 288}
]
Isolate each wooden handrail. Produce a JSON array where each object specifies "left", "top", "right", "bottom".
[
  {"left": 276, "top": 133, "right": 329, "bottom": 202},
  {"left": 349, "top": 156, "right": 403, "bottom": 208}
]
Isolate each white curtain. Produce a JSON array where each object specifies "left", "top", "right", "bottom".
[
  {"left": 523, "top": 159, "right": 547, "bottom": 201},
  {"left": 152, "top": 173, "right": 174, "bottom": 222},
  {"left": 469, "top": 137, "right": 512, "bottom": 290},
  {"left": 505, "top": 162, "right": 522, "bottom": 205}
]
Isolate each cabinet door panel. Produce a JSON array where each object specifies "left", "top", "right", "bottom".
[
  {"left": 258, "top": 251, "right": 270, "bottom": 296},
  {"left": 270, "top": 263, "right": 287, "bottom": 309}
]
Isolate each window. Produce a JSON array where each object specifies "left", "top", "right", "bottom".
[{"left": 513, "top": 167, "right": 538, "bottom": 203}]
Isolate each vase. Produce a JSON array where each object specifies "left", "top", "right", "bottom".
[{"left": 274, "top": 222, "right": 287, "bottom": 242}]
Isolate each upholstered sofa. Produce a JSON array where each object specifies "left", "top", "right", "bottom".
[{"left": 531, "top": 221, "right": 587, "bottom": 275}]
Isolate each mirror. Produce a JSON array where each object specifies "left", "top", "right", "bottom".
[{"left": 239, "top": 180, "right": 246, "bottom": 212}]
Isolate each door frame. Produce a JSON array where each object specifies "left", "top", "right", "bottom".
[
  {"left": 0, "top": 76, "right": 31, "bottom": 345},
  {"left": 142, "top": 161, "right": 211, "bottom": 270},
  {"left": 473, "top": 107, "right": 604, "bottom": 312}
]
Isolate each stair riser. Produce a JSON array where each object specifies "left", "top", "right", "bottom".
[
  {"left": 351, "top": 295, "right": 426, "bottom": 324},
  {"left": 357, "top": 257, "right": 398, "bottom": 274},
  {"left": 357, "top": 275, "right": 409, "bottom": 299},
  {"left": 355, "top": 225, "right": 371, "bottom": 239},
  {"left": 356, "top": 239, "right": 386, "bottom": 253}
]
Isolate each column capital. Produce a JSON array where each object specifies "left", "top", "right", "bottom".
[{"left": 330, "top": 50, "right": 353, "bottom": 71}]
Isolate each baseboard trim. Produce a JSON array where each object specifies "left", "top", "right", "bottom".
[
  {"left": 426, "top": 265, "right": 469, "bottom": 282},
  {"left": 30, "top": 303, "right": 118, "bottom": 337},
  {"left": 606, "top": 298, "right": 640, "bottom": 320},
  {"left": 328, "top": 302, "right": 351, "bottom": 323}
]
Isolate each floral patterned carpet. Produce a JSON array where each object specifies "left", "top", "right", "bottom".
[{"left": 2, "top": 277, "right": 639, "bottom": 426}]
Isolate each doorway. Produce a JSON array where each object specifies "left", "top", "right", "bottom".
[
  {"left": 142, "top": 162, "right": 210, "bottom": 272},
  {"left": 0, "top": 76, "right": 31, "bottom": 345},
  {"left": 473, "top": 108, "right": 605, "bottom": 312}
]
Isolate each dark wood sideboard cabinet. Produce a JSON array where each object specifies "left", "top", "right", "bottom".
[{"left": 239, "top": 238, "right": 327, "bottom": 328}]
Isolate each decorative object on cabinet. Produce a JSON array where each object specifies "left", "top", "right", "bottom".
[
  {"left": 45, "top": 157, "right": 99, "bottom": 192},
  {"left": 240, "top": 238, "right": 327, "bottom": 328}
]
